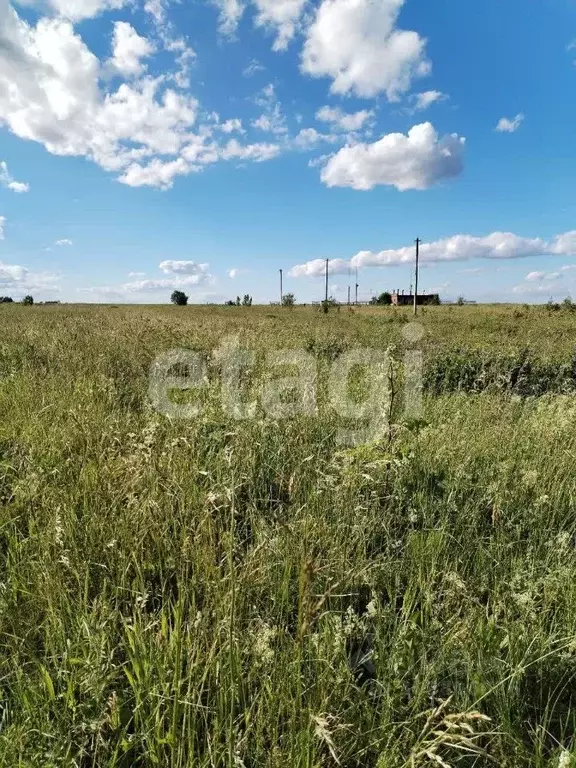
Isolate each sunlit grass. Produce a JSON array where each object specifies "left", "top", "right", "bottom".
[{"left": 0, "top": 303, "right": 576, "bottom": 766}]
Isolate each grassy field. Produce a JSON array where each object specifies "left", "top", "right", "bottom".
[{"left": 1, "top": 303, "right": 576, "bottom": 767}]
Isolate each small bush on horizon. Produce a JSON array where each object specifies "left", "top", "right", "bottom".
[{"left": 170, "top": 290, "right": 188, "bottom": 306}]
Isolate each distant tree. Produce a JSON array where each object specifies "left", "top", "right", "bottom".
[
  {"left": 242, "top": 294, "right": 253, "bottom": 306},
  {"left": 236, "top": 296, "right": 241, "bottom": 307},
  {"left": 0, "top": 296, "right": 13, "bottom": 303},
  {"left": 370, "top": 291, "right": 392, "bottom": 306},
  {"left": 562, "top": 296, "right": 576, "bottom": 312},
  {"left": 22, "top": 295, "right": 34, "bottom": 306},
  {"left": 282, "top": 293, "right": 295, "bottom": 307},
  {"left": 225, "top": 300, "right": 236, "bottom": 306},
  {"left": 171, "top": 290, "right": 188, "bottom": 306},
  {"left": 456, "top": 296, "right": 465, "bottom": 306},
  {"left": 427, "top": 295, "right": 441, "bottom": 306},
  {"left": 320, "top": 296, "right": 338, "bottom": 313}
]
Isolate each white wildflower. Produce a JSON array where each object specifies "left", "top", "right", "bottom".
[
  {"left": 54, "top": 509, "right": 63, "bottom": 547},
  {"left": 446, "top": 571, "right": 466, "bottom": 591},
  {"left": 253, "top": 622, "right": 276, "bottom": 665},
  {"left": 521, "top": 469, "right": 538, "bottom": 486},
  {"left": 556, "top": 531, "right": 571, "bottom": 550},
  {"left": 366, "top": 599, "right": 378, "bottom": 618},
  {"left": 135, "top": 592, "right": 149, "bottom": 611}
]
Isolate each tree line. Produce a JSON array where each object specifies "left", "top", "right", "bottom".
[{"left": 1, "top": 295, "right": 34, "bottom": 305}]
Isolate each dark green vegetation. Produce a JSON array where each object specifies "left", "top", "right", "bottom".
[
  {"left": 171, "top": 291, "right": 189, "bottom": 306},
  {"left": 1, "top": 303, "right": 576, "bottom": 767}
]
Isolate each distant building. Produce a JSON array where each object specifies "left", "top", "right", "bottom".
[{"left": 391, "top": 290, "right": 440, "bottom": 307}]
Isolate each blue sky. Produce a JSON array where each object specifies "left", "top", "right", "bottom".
[{"left": 1, "top": 0, "right": 576, "bottom": 303}]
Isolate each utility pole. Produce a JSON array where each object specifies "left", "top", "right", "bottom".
[
  {"left": 355, "top": 267, "right": 359, "bottom": 305},
  {"left": 347, "top": 285, "right": 351, "bottom": 306},
  {"left": 325, "top": 259, "right": 329, "bottom": 304},
  {"left": 413, "top": 238, "right": 421, "bottom": 317},
  {"left": 279, "top": 269, "right": 283, "bottom": 306}
]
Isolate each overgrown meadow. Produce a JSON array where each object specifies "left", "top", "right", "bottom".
[{"left": 1, "top": 303, "right": 576, "bottom": 767}]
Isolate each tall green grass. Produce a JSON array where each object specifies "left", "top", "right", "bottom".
[{"left": 0, "top": 304, "right": 576, "bottom": 767}]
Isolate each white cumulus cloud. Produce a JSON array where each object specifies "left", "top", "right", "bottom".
[
  {"left": 251, "top": 84, "right": 287, "bottom": 135},
  {"left": 0, "top": 261, "right": 26, "bottom": 283},
  {"left": 301, "top": 0, "right": 430, "bottom": 99},
  {"left": 92, "top": 260, "right": 214, "bottom": 294},
  {"left": 289, "top": 257, "right": 351, "bottom": 277},
  {"left": 495, "top": 113, "right": 524, "bottom": 133},
  {"left": 289, "top": 230, "right": 576, "bottom": 276},
  {"left": 0, "top": 4, "right": 282, "bottom": 190},
  {"left": 47, "top": 0, "right": 129, "bottom": 21},
  {"left": 0, "top": 6, "right": 199, "bottom": 185},
  {"left": 0, "top": 258, "right": 59, "bottom": 293},
  {"left": 220, "top": 118, "right": 244, "bottom": 134},
  {"left": 524, "top": 270, "right": 561, "bottom": 282},
  {"left": 220, "top": 139, "right": 281, "bottom": 162},
  {"left": 55, "top": 238, "right": 73, "bottom": 246},
  {"left": 251, "top": 0, "right": 308, "bottom": 50},
  {"left": 119, "top": 157, "right": 194, "bottom": 189},
  {"left": 125, "top": 276, "right": 206, "bottom": 291},
  {"left": 316, "top": 106, "right": 374, "bottom": 132},
  {"left": 294, "top": 127, "right": 337, "bottom": 148},
  {"left": 0, "top": 161, "right": 29, "bottom": 193},
  {"left": 211, "top": 0, "right": 306, "bottom": 48},
  {"left": 144, "top": 0, "right": 169, "bottom": 23},
  {"left": 108, "top": 22, "right": 156, "bottom": 78},
  {"left": 159, "top": 260, "right": 210, "bottom": 276},
  {"left": 319, "top": 122, "right": 465, "bottom": 191},
  {"left": 412, "top": 90, "right": 448, "bottom": 111},
  {"left": 211, "top": 0, "right": 245, "bottom": 35}
]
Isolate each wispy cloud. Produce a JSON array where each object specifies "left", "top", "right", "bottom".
[
  {"left": 495, "top": 113, "right": 524, "bottom": 133},
  {"left": 0, "top": 161, "right": 29, "bottom": 193}
]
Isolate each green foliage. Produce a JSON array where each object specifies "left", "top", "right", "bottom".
[
  {"left": 320, "top": 296, "right": 339, "bottom": 313},
  {"left": 225, "top": 295, "right": 253, "bottom": 306},
  {"left": 282, "top": 292, "right": 295, "bottom": 307},
  {"left": 22, "top": 295, "right": 33, "bottom": 305},
  {"left": 370, "top": 291, "right": 392, "bottom": 306},
  {"left": 0, "top": 303, "right": 575, "bottom": 765},
  {"left": 0, "top": 296, "right": 13, "bottom": 303},
  {"left": 170, "top": 290, "right": 188, "bottom": 306}
]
